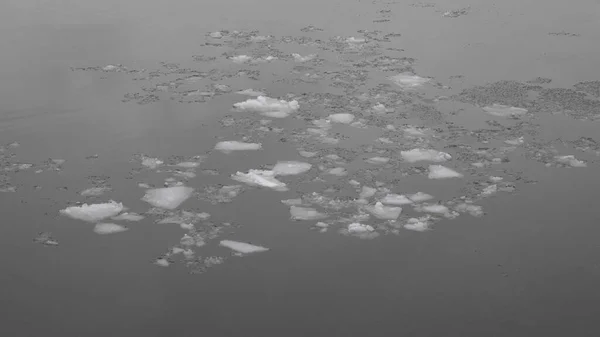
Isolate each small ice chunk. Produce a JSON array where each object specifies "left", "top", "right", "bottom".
[
  {"left": 372, "top": 103, "right": 387, "bottom": 113},
  {"left": 403, "top": 126, "right": 428, "bottom": 137},
  {"left": 272, "top": 161, "right": 312, "bottom": 176},
  {"left": 176, "top": 161, "right": 201, "bottom": 168},
  {"left": 482, "top": 104, "right": 527, "bottom": 117},
  {"left": 112, "top": 212, "right": 145, "bottom": 221},
  {"left": 401, "top": 149, "right": 452, "bottom": 163},
  {"left": 214, "top": 141, "right": 262, "bottom": 153},
  {"left": 408, "top": 192, "right": 434, "bottom": 202},
  {"left": 364, "top": 202, "right": 402, "bottom": 220},
  {"left": 80, "top": 187, "right": 111, "bottom": 197},
  {"left": 365, "top": 157, "right": 390, "bottom": 164},
  {"left": 414, "top": 203, "right": 457, "bottom": 218},
  {"left": 292, "top": 53, "right": 316, "bottom": 62},
  {"left": 60, "top": 201, "right": 124, "bottom": 222},
  {"left": 231, "top": 55, "right": 252, "bottom": 64},
  {"left": 454, "top": 203, "right": 483, "bottom": 217},
  {"left": 404, "top": 217, "right": 433, "bottom": 232},
  {"left": 33, "top": 232, "right": 59, "bottom": 246},
  {"left": 141, "top": 157, "right": 163, "bottom": 169},
  {"left": 236, "top": 89, "right": 266, "bottom": 96},
  {"left": 142, "top": 186, "right": 194, "bottom": 210},
  {"left": 233, "top": 96, "right": 299, "bottom": 118},
  {"left": 555, "top": 155, "right": 587, "bottom": 167},
  {"left": 381, "top": 194, "right": 413, "bottom": 205},
  {"left": 290, "top": 206, "right": 327, "bottom": 220},
  {"left": 93, "top": 223, "right": 128, "bottom": 235},
  {"left": 348, "top": 223, "right": 374, "bottom": 233},
  {"left": 481, "top": 184, "right": 497, "bottom": 196},
  {"left": 327, "top": 167, "right": 347, "bottom": 176},
  {"left": 390, "top": 73, "right": 430, "bottom": 89},
  {"left": 281, "top": 198, "right": 303, "bottom": 206},
  {"left": 155, "top": 258, "right": 170, "bottom": 267},
  {"left": 346, "top": 37, "right": 365, "bottom": 43},
  {"left": 299, "top": 150, "right": 318, "bottom": 158},
  {"left": 209, "top": 31, "right": 223, "bottom": 38},
  {"left": 505, "top": 137, "right": 525, "bottom": 145},
  {"left": 219, "top": 240, "right": 269, "bottom": 254},
  {"left": 359, "top": 186, "right": 377, "bottom": 199},
  {"left": 231, "top": 170, "right": 288, "bottom": 191},
  {"left": 428, "top": 165, "right": 463, "bottom": 179},
  {"left": 489, "top": 176, "right": 504, "bottom": 183},
  {"left": 327, "top": 113, "right": 355, "bottom": 124}
]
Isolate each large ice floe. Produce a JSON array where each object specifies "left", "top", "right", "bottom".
[
  {"left": 219, "top": 240, "right": 269, "bottom": 254},
  {"left": 60, "top": 201, "right": 124, "bottom": 222},
  {"left": 428, "top": 165, "right": 464, "bottom": 179},
  {"left": 142, "top": 186, "right": 194, "bottom": 210},
  {"left": 233, "top": 96, "right": 299, "bottom": 118},
  {"left": 231, "top": 170, "right": 288, "bottom": 191},
  {"left": 214, "top": 141, "right": 262, "bottom": 153},
  {"left": 401, "top": 149, "right": 452, "bottom": 163}
]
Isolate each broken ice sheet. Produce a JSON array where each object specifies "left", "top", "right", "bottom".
[
  {"left": 60, "top": 201, "right": 124, "bottom": 222},
  {"left": 33, "top": 232, "right": 58, "bottom": 246},
  {"left": 401, "top": 149, "right": 452, "bottom": 163},
  {"left": 290, "top": 206, "right": 327, "bottom": 221},
  {"left": 272, "top": 161, "right": 312, "bottom": 176},
  {"left": 141, "top": 156, "right": 164, "bottom": 169},
  {"left": 142, "top": 186, "right": 194, "bottom": 210},
  {"left": 482, "top": 104, "right": 527, "bottom": 118},
  {"left": 428, "top": 165, "right": 464, "bottom": 179},
  {"left": 233, "top": 96, "right": 299, "bottom": 118},
  {"left": 231, "top": 170, "right": 288, "bottom": 191},
  {"left": 214, "top": 141, "right": 262, "bottom": 153},
  {"left": 365, "top": 157, "right": 390, "bottom": 165},
  {"left": 93, "top": 223, "right": 129, "bottom": 235},
  {"left": 219, "top": 240, "right": 269, "bottom": 254},
  {"left": 389, "top": 73, "right": 430, "bottom": 89}
]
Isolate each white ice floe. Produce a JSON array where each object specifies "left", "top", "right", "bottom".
[
  {"left": 80, "top": 187, "right": 111, "bottom": 197},
  {"left": 380, "top": 194, "right": 413, "bottom": 205},
  {"left": 403, "top": 126, "right": 428, "bottom": 137},
  {"left": 93, "top": 223, "right": 128, "bottom": 235},
  {"left": 428, "top": 165, "right": 463, "bottom": 179},
  {"left": 401, "top": 149, "right": 452, "bottom": 163},
  {"left": 364, "top": 202, "right": 402, "bottom": 220},
  {"left": 141, "top": 157, "right": 163, "bottom": 170},
  {"left": 365, "top": 157, "right": 390, "bottom": 164},
  {"left": 505, "top": 137, "right": 525, "bottom": 145},
  {"left": 219, "top": 240, "right": 269, "bottom": 254},
  {"left": 372, "top": 103, "right": 390, "bottom": 113},
  {"left": 480, "top": 184, "right": 497, "bottom": 197},
  {"left": 272, "top": 161, "right": 312, "bottom": 176},
  {"left": 327, "top": 113, "right": 355, "bottom": 124},
  {"left": 290, "top": 206, "right": 327, "bottom": 221},
  {"left": 141, "top": 186, "right": 194, "bottom": 210},
  {"left": 414, "top": 203, "right": 458, "bottom": 218},
  {"left": 482, "top": 104, "right": 527, "bottom": 117},
  {"left": 341, "top": 223, "right": 379, "bottom": 239},
  {"left": 292, "top": 53, "right": 316, "bottom": 62},
  {"left": 234, "top": 96, "right": 299, "bottom": 118},
  {"left": 231, "top": 170, "right": 288, "bottom": 191},
  {"left": 408, "top": 192, "right": 434, "bottom": 202},
  {"left": 214, "top": 141, "right": 262, "bottom": 153},
  {"left": 555, "top": 155, "right": 587, "bottom": 167},
  {"left": 299, "top": 150, "right": 318, "bottom": 158},
  {"left": 155, "top": 258, "right": 170, "bottom": 267},
  {"left": 389, "top": 73, "right": 430, "bottom": 89},
  {"left": 231, "top": 55, "right": 252, "bottom": 64},
  {"left": 404, "top": 216, "right": 434, "bottom": 232},
  {"left": 112, "top": 212, "right": 145, "bottom": 222},
  {"left": 60, "top": 201, "right": 124, "bottom": 222},
  {"left": 236, "top": 89, "right": 266, "bottom": 96},
  {"left": 454, "top": 203, "right": 484, "bottom": 217},
  {"left": 327, "top": 167, "right": 348, "bottom": 176},
  {"left": 176, "top": 161, "right": 201, "bottom": 168},
  {"left": 359, "top": 186, "right": 377, "bottom": 199},
  {"left": 346, "top": 37, "right": 366, "bottom": 43}
]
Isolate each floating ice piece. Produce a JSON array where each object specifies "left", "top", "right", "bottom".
[
  {"left": 176, "top": 161, "right": 201, "bottom": 168},
  {"left": 389, "top": 73, "right": 430, "bottom": 89},
  {"left": 346, "top": 37, "right": 366, "bottom": 43},
  {"left": 219, "top": 240, "right": 269, "bottom": 254},
  {"left": 359, "top": 186, "right": 377, "bottom": 199},
  {"left": 231, "top": 170, "right": 288, "bottom": 191},
  {"left": 60, "top": 201, "right": 124, "bottom": 222},
  {"left": 142, "top": 186, "right": 194, "bottom": 210},
  {"left": 489, "top": 176, "right": 503, "bottom": 183},
  {"left": 381, "top": 194, "right": 413, "bottom": 205},
  {"left": 112, "top": 212, "right": 145, "bottom": 221},
  {"left": 428, "top": 165, "right": 463, "bottom": 179},
  {"left": 156, "top": 210, "right": 210, "bottom": 225},
  {"left": 365, "top": 157, "right": 390, "bottom": 164},
  {"left": 327, "top": 113, "right": 355, "bottom": 124},
  {"left": 236, "top": 89, "right": 266, "bottom": 96},
  {"left": 404, "top": 216, "right": 434, "bottom": 232},
  {"left": 414, "top": 203, "right": 458, "bottom": 218},
  {"left": 292, "top": 53, "right": 316, "bottom": 62},
  {"left": 209, "top": 31, "right": 223, "bottom": 38},
  {"left": 407, "top": 192, "right": 434, "bottom": 202},
  {"left": 93, "top": 223, "right": 128, "bottom": 235},
  {"left": 33, "top": 232, "right": 58, "bottom": 246},
  {"left": 365, "top": 202, "right": 402, "bottom": 220},
  {"left": 481, "top": 184, "right": 497, "bottom": 196},
  {"left": 341, "top": 223, "right": 379, "bottom": 239},
  {"left": 80, "top": 187, "right": 111, "bottom": 197},
  {"left": 281, "top": 198, "right": 303, "bottom": 206},
  {"left": 214, "top": 141, "right": 262, "bottom": 153},
  {"left": 403, "top": 126, "right": 428, "bottom": 137},
  {"left": 234, "top": 96, "right": 299, "bottom": 118},
  {"left": 141, "top": 157, "right": 163, "bottom": 169},
  {"left": 505, "top": 137, "right": 525, "bottom": 145},
  {"left": 401, "top": 149, "right": 452, "bottom": 163},
  {"left": 290, "top": 206, "right": 327, "bottom": 221},
  {"left": 155, "top": 258, "right": 170, "bottom": 267},
  {"left": 482, "top": 104, "right": 527, "bottom": 117},
  {"left": 231, "top": 55, "right": 252, "bottom": 64},
  {"left": 272, "top": 161, "right": 312, "bottom": 176},
  {"left": 454, "top": 203, "right": 483, "bottom": 217},
  {"left": 327, "top": 167, "right": 348, "bottom": 176},
  {"left": 299, "top": 150, "right": 318, "bottom": 158},
  {"left": 555, "top": 155, "right": 587, "bottom": 167},
  {"left": 372, "top": 103, "right": 388, "bottom": 113}
]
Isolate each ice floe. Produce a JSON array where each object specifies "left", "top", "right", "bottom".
[
  {"left": 142, "top": 186, "right": 194, "bottom": 210},
  {"left": 272, "top": 161, "right": 312, "bottom": 176},
  {"left": 292, "top": 53, "right": 316, "bottom": 62},
  {"left": 365, "top": 157, "right": 390, "bottom": 164},
  {"left": 80, "top": 186, "right": 112, "bottom": 197},
  {"left": 482, "top": 104, "right": 527, "bottom": 117},
  {"left": 408, "top": 192, "right": 434, "bottom": 202},
  {"left": 404, "top": 216, "right": 435, "bottom": 232},
  {"left": 454, "top": 203, "right": 484, "bottom": 217},
  {"left": 60, "top": 201, "right": 124, "bottom": 222},
  {"left": 389, "top": 73, "right": 430, "bottom": 89},
  {"left": 214, "top": 141, "right": 262, "bottom": 153},
  {"left": 236, "top": 89, "right": 266, "bottom": 96},
  {"left": 401, "top": 149, "right": 452, "bottom": 163},
  {"left": 380, "top": 194, "right": 413, "bottom": 205},
  {"left": 414, "top": 203, "right": 458, "bottom": 218},
  {"left": 231, "top": 170, "right": 288, "bottom": 191},
  {"left": 327, "top": 113, "right": 355, "bottom": 124},
  {"left": 233, "top": 96, "right": 299, "bottom": 118},
  {"left": 231, "top": 55, "right": 252, "bottom": 64},
  {"left": 554, "top": 155, "right": 587, "bottom": 167},
  {"left": 33, "top": 232, "right": 58, "bottom": 246},
  {"left": 340, "top": 223, "right": 379, "bottom": 239},
  {"left": 219, "top": 240, "right": 269, "bottom": 254},
  {"left": 364, "top": 202, "right": 402, "bottom": 220},
  {"left": 93, "top": 223, "right": 129, "bottom": 235},
  {"left": 428, "top": 165, "right": 464, "bottom": 179},
  {"left": 112, "top": 212, "right": 145, "bottom": 221},
  {"left": 290, "top": 206, "right": 327, "bottom": 220}
]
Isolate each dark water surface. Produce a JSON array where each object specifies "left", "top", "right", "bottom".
[{"left": 2, "top": 1, "right": 600, "bottom": 336}]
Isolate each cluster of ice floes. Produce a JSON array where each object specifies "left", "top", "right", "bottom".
[{"left": 60, "top": 201, "right": 131, "bottom": 234}]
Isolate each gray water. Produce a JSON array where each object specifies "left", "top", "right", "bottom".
[{"left": 2, "top": 1, "right": 600, "bottom": 336}]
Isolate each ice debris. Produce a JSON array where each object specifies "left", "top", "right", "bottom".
[
  {"left": 404, "top": 216, "right": 435, "bottom": 232},
  {"left": 554, "top": 155, "right": 587, "bottom": 167},
  {"left": 428, "top": 165, "right": 464, "bottom": 179},
  {"left": 236, "top": 89, "right": 266, "bottom": 96},
  {"left": 290, "top": 206, "right": 327, "bottom": 221},
  {"left": 112, "top": 212, "right": 145, "bottom": 221},
  {"left": 340, "top": 223, "right": 379, "bottom": 239},
  {"left": 389, "top": 73, "right": 430, "bottom": 89},
  {"left": 292, "top": 53, "right": 316, "bottom": 62},
  {"left": 80, "top": 187, "right": 112, "bottom": 197},
  {"left": 482, "top": 104, "right": 527, "bottom": 118},
  {"left": 408, "top": 192, "right": 434, "bottom": 202},
  {"left": 33, "top": 232, "right": 59, "bottom": 246},
  {"left": 93, "top": 223, "right": 129, "bottom": 235},
  {"left": 214, "top": 141, "right": 262, "bottom": 153},
  {"left": 60, "top": 201, "right": 124, "bottom": 222},
  {"left": 364, "top": 202, "right": 402, "bottom": 220},
  {"left": 142, "top": 186, "right": 194, "bottom": 210},
  {"left": 401, "top": 149, "right": 452, "bottom": 163},
  {"left": 272, "top": 161, "right": 312, "bottom": 176},
  {"left": 454, "top": 203, "right": 484, "bottom": 217},
  {"left": 231, "top": 55, "right": 252, "bottom": 64},
  {"left": 231, "top": 170, "right": 288, "bottom": 191},
  {"left": 233, "top": 96, "right": 299, "bottom": 118},
  {"left": 380, "top": 194, "right": 413, "bottom": 205},
  {"left": 219, "top": 240, "right": 269, "bottom": 254}
]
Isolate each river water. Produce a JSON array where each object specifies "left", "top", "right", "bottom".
[{"left": 1, "top": 1, "right": 600, "bottom": 336}]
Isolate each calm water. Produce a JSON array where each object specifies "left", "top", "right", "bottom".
[{"left": 2, "top": 1, "right": 600, "bottom": 336}]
